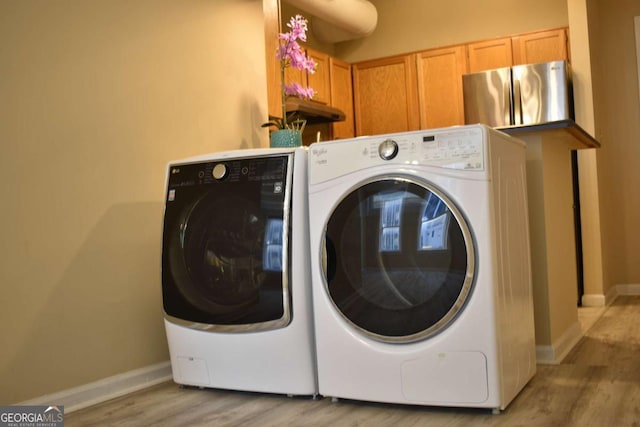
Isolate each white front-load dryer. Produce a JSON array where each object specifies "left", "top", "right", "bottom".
[
  {"left": 162, "top": 147, "right": 317, "bottom": 396},
  {"left": 307, "top": 125, "right": 536, "bottom": 411}
]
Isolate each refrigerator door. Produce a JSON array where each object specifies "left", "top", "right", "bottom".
[
  {"left": 512, "top": 60, "right": 573, "bottom": 125},
  {"left": 462, "top": 67, "right": 512, "bottom": 127}
]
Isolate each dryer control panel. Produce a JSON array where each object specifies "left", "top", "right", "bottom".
[
  {"left": 366, "top": 128, "right": 485, "bottom": 171},
  {"left": 309, "top": 125, "right": 487, "bottom": 185},
  {"left": 417, "top": 130, "right": 485, "bottom": 170}
]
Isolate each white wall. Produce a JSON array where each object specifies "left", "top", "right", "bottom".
[
  {"left": 0, "top": 0, "right": 268, "bottom": 403},
  {"left": 334, "top": 0, "right": 569, "bottom": 62}
]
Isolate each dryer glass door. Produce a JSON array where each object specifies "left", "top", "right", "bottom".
[
  {"left": 324, "top": 177, "right": 475, "bottom": 343},
  {"left": 162, "top": 153, "right": 293, "bottom": 332}
]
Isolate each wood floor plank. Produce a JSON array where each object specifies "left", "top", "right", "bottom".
[{"left": 65, "top": 296, "right": 640, "bottom": 427}]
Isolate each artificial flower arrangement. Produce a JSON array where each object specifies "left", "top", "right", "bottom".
[{"left": 262, "top": 14, "right": 317, "bottom": 132}]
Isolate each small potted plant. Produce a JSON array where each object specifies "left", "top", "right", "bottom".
[{"left": 263, "top": 14, "right": 316, "bottom": 147}]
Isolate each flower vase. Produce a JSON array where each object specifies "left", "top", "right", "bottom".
[{"left": 270, "top": 129, "right": 302, "bottom": 148}]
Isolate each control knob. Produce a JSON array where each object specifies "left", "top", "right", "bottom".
[{"left": 378, "top": 139, "right": 399, "bottom": 160}]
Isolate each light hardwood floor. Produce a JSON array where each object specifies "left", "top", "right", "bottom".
[{"left": 66, "top": 296, "right": 640, "bottom": 426}]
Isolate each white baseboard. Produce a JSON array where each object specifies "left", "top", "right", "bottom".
[
  {"left": 535, "top": 321, "right": 582, "bottom": 365},
  {"left": 582, "top": 285, "right": 618, "bottom": 307},
  {"left": 17, "top": 361, "right": 172, "bottom": 413},
  {"left": 539, "top": 285, "right": 640, "bottom": 364},
  {"left": 581, "top": 294, "right": 605, "bottom": 307},
  {"left": 617, "top": 283, "right": 640, "bottom": 295},
  {"left": 606, "top": 285, "right": 619, "bottom": 304}
]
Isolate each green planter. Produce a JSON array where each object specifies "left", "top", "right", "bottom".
[{"left": 270, "top": 129, "right": 302, "bottom": 148}]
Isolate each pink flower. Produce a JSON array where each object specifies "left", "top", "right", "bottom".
[
  {"left": 305, "top": 57, "right": 317, "bottom": 74},
  {"left": 287, "top": 15, "right": 308, "bottom": 42},
  {"left": 284, "top": 83, "right": 316, "bottom": 100},
  {"left": 265, "top": 14, "right": 316, "bottom": 130},
  {"left": 278, "top": 15, "right": 315, "bottom": 76}
]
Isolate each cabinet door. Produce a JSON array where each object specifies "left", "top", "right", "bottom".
[
  {"left": 306, "top": 48, "right": 331, "bottom": 105},
  {"left": 512, "top": 28, "right": 568, "bottom": 65},
  {"left": 353, "top": 55, "right": 420, "bottom": 136},
  {"left": 329, "top": 57, "right": 355, "bottom": 139},
  {"left": 467, "top": 37, "right": 513, "bottom": 72},
  {"left": 416, "top": 45, "right": 468, "bottom": 128},
  {"left": 284, "top": 66, "right": 307, "bottom": 92}
]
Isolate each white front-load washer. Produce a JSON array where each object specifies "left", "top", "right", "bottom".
[
  {"left": 161, "top": 147, "right": 317, "bottom": 396},
  {"left": 307, "top": 125, "right": 536, "bottom": 411}
]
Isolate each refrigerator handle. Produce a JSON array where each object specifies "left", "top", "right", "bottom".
[
  {"left": 505, "top": 80, "right": 513, "bottom": 125},
  {"left": 513, "top": 79, "right": 522, "bottom": 125}
]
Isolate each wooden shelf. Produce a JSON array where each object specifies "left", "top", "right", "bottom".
[
  {"left": 285, "top": 98, "right": 346, "bottom": 125},
  {"left": 498, "top": 120, "right": 600, "bottom": 149}
]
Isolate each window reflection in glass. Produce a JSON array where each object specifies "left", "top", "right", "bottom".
[
  {"left": 379, "top": 195, "right": 403, "bottom": 252},
  {"left": 263, "top": 218, "right": 283, "bottom": 272},
  {"left": 418, "top": 193, "right": 450, "bottom": 251},
  {"left": 324, "top": 179, "right": 472, "bottom": 341}
]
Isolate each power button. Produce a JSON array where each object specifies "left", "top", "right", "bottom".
[
  {"left": 212, "top": 163, "right": 228, "bottom": 180},
  {"left": 378, "top": 139, "right": 399, "bottom": 160}
]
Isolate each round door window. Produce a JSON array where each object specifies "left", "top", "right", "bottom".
[
  {"left": 173, "top": 192, "right": 266, "bottom": 311},
  {"left": 323, "top": 177, "right": 475, "bottom": 343},
  {"left": 166, "top": 189, "right": 287, "bottom": 326}
]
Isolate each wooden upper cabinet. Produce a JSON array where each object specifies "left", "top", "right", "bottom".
[
  {"left": 329, "top": 57, "right": 355, "bottom": 139},
  {"left": 353, "top": 54, "right": 420, "bottom": 136},
  {"left": 512, "top": 28, "right": 568, "bottom": 65},
  {"left": 466, "top": 28, "right": 569, "bottom": 73},
  {"left": 306, "top": 48, "right": 331, "bottom": 105},
  {"left": 284, "top": 65, "right": 305, "bottom": 92},
  {"left": 416, "top": 45, "right": 468, "bottom": 128},
  {"left": 467, "top": 37, "right": 513, "bottom": 73}
]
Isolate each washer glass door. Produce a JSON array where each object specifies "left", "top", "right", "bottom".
[
  {"left": 324, "top": 177, "right": 475, "bottom": 343},
  {"left": 162, "top": 154, "right": 292, "bottom": 332}
]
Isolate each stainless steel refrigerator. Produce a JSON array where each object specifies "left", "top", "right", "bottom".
[{"left": 462, "top": 60, "right": 573, "bottom": 128}]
